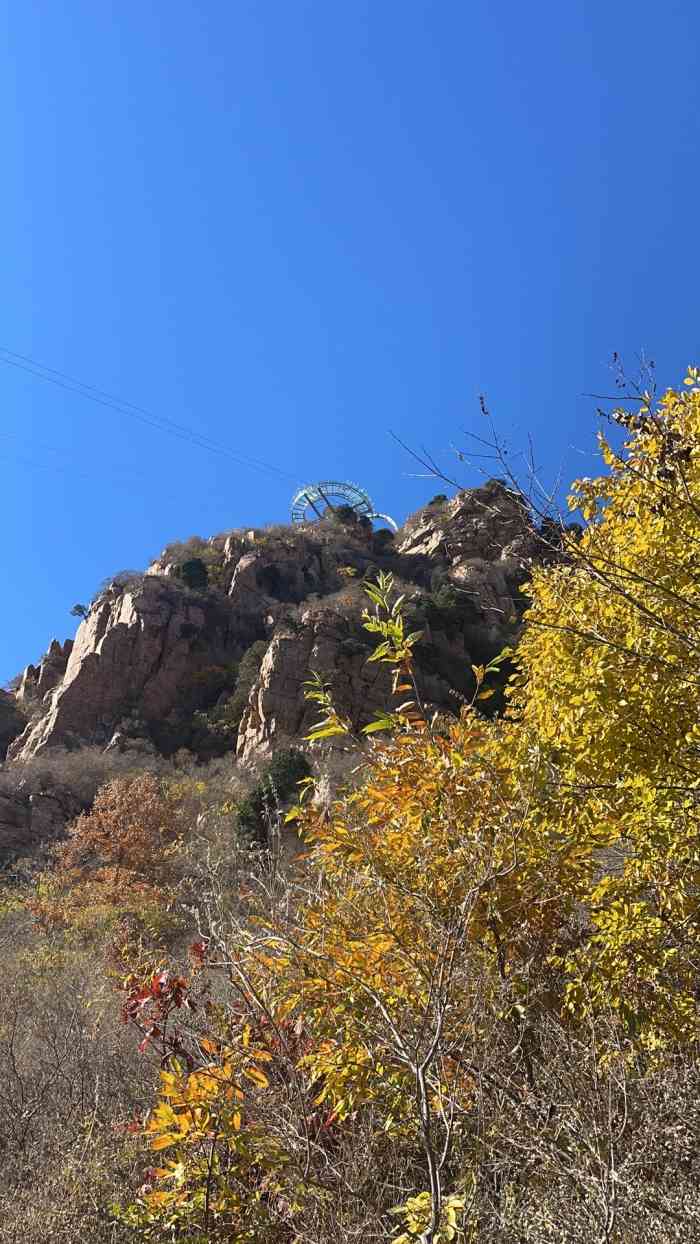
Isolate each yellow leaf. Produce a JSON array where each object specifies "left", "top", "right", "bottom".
[
  {"left": 146, "top": 1190, "right": 175, "bottom": 1206},
  {"left": 244, "top": 1065, "right": 270, "bottom": 1089}
]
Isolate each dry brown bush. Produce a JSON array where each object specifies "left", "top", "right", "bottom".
[
  {"left": 0, "top": 745, "right": 168, "bottom": 809},
  {"left": 0, "top": 942, "right": 155, "bottom": 1243}
]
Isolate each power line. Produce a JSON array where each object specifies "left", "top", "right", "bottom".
[
  {"left": 0, "top": 445, "right": 189, "bottom": 498},
  {"left": 0, "top": 345, "right": 295, "bottom": 478},
  {"left": 0, "top": 345, "right": 296, "bottom": 481},
  {"left": 0, "top": 346, "right": 295, "bottom": 479}
]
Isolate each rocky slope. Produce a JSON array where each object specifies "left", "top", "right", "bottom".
[{"left": 1, "top": 482, "right": 554, "bottom": 851}]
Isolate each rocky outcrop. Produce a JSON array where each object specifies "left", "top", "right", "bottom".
[
  {"left": 237, "top": 609, "right": 393, "bottom": 757},
  {"left": 396, "top": 480, "right": 549, "bottom": 645},
  {"left": 8, "top": 577, "right": 251, "bottom": 762},
  {"left": 397, "top": 480, "right": 536, "bottom": 562},
  {"left": 5, "top": 481, "right": 547, "bottom": 769},
  {"left": 0, "top": 780, "right": 82, "bottom": 860},
  {"left": 18, "top": 638, "right": 73, "bottom": 705},
  {"left": 0, "top": 692, "right": 26, "bottom": 761},
  {"left": 151, "top": 527, "right": 379, "bottom": 608}
]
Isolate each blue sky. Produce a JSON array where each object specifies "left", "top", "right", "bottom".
[{"left": 2, "top": 1, "right": 699, "bottom": 683}]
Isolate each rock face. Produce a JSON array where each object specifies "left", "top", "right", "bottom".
[
  {"left": 0, "top": 691, "right": 26, "bottom": 761},
  {"left": 18, "top": 639, "right": 74, "bottom": 706},
  {"left": 8, "top": 577, "right": 249, "bottom": 761},
  {"left": 0, "top": 781, "right": 82, "bottom": 859},
  {"left": 237, "top": 609, "right": 394, "bottom": 756},
  {"left": 5, "top": 482, "right": 550, "bottom": 770},
  {"left": 150, "top": 527, "right": 379, "bottom": 606},
  {"left": 398, "top": 480, "right": 541, "bottom": 564},
  {"left": 396, "top": 481, "right": 548, "bottom": 647}
]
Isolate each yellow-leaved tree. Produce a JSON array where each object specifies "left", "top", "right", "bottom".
[
  {"left": 512, "top": 369, "right": 700, "bottom": 1046},
  {"left": 114, "top": 372, "right": 700, "bottom": 1243}
]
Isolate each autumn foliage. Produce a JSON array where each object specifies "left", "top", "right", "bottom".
[
  {"left": 99, "top": 372, "right": 700, "bottom": 1242},
  {"left": 29, "top": 772, "right": 185, "bottom": 934},
  {"left": 10, "top": 371, "right": 700, "bottom": 1242}
]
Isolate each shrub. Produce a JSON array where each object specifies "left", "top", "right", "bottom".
[
  {"left": 174, "top": 557, "right": 209, "bottom": 592},
  {"left": 0, "top": 745, "right": 166, "bottom": 810},
  {"left": 0, "top": 939, "right": 153, "bottom": 1244},
  {"left": 236, "top": 747, "right": 311, "bottom": 843},
  {"left": 91, "top": 570, "right": 146, "bottom": 603},
  {"left": 160, "top": 538, "right": 229, "bottom": 592},
  {"left": 372, "top": 527, "right": 395, "bottom": 553},
  {"left": 162, "top": 536, "right": 211, "bottom": 562},
  {"left": 28, "top": 773, "right": 190, "bottom": 935},
  {"left": 266, "top": 746, "right": 312, "bottom": 793},
  {"left": 181, "top": 644, "right": 269, "bottom": 759},
  {"left": 213, "top": 640, "right": 268, "bottom": 737},
  {"left": 333, "top": 503, "right": 359, "bottom": 527},
  {"left": 429, "top": 581, "right": 459, "bottom": 614},
  {"left": 0, "top": 691, "right": 25, "bottom": 760},
  {"left": 190, "top": 664, "right": 240, "bottom": 708}
]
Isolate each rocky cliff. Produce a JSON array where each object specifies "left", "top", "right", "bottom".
[{"left": 2, "top": 482, "right": 552, "bottom": 848}]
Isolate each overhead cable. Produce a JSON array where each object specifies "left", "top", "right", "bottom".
[{"left": 0, "top": 346, "right": 295, "bottom": 481}]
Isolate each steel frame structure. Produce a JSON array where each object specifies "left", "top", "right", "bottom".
[{"left": 290, "top": 481, "right": 398, "bottom": 531}]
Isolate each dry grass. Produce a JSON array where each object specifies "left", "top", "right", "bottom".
[{"left": 0, "top": 939, "right": 155, "bottom": 1243}]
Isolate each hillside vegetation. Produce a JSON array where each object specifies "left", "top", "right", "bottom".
[{"left": 3, "top": 374, "right": 700, "bottom": 1241}]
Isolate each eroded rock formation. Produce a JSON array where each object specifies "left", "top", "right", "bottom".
[
  {"left": 5, "top": 482, "right": 550, "bottom": 772},
  {"left": 8, "top": 577, "right": 250, "bottom": 760}
]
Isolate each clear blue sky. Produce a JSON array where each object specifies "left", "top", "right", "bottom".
[{"left": 2, "top": 1, "right": 699, "bottom": 683}]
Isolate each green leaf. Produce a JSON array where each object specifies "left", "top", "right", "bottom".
[
  {"left": 367, "top": 642, "right": 391, "bottom": 662},
  {"left": 362, "top": 716, "right": 395, "bottom": 734},
  {"left": 305, "top": 723, "right": 348, "bottom": 741}
]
